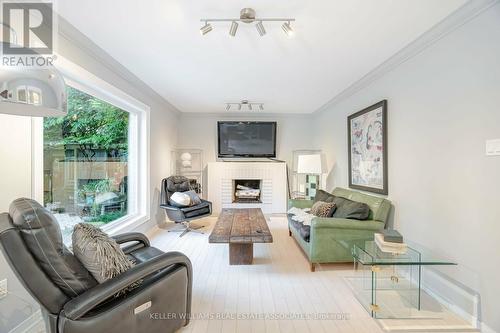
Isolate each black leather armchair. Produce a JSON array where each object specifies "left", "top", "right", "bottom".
[
  {"left": 0, "top": 198, "right": 192, "bottom": 333},
  {"left": 160, "top": 176, "right": 212, "bottom": 237}
]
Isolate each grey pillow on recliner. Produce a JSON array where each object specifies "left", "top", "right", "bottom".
[
  {"left": 332, "top": 196, "right": 370, "bottom": 220},
  {"left": 72, "top": 223, "right": 137, "bottom": 284}
]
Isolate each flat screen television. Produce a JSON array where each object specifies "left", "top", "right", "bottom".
[{"left": 217, "top": 121, "right": 277, "bottom": 158}]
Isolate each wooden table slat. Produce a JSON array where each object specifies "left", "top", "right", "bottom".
[{"left": 209, "top": 208, "right": 273, "bottom": 244}]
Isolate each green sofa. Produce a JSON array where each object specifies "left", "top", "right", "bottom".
[{"left": 287, "top": 187, "right": 391, "bottom": 271}]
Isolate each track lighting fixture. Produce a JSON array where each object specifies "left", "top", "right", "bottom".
[
  {"left": 200, "top": 22, "right": 212, "bottom": 35},
  {"left": 229, "top": 21, "right": 238, "bottom": 36},
  {"left": 225, "top": 100, "right": 264, "bottom": 111},
  {"left": 282, "top": 21, "right": 294, "bottom": 37},
  {"left": 200, "top": 8, "right": 294, "bottom": 38},
  {"left": 255, "top": 21, "right": 266, "bottom": 36}
]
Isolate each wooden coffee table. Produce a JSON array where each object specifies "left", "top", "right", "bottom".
[{"left": 209, "top": 208, "right": 273, "bottom": 265}]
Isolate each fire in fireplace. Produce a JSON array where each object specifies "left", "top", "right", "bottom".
[{"left": 233, "top": 179, "right": 262, "bottom": 203}]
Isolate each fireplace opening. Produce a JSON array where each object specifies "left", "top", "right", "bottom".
[{"left": 233, "top": 179, "right": 262, "bottom": 203}]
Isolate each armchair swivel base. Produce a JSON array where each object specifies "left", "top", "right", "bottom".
[{"left": 168, "top": 221, "right": 204, "bottom": 237}]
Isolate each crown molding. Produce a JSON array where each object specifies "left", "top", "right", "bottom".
[
  {"left": 314, "top": 0, "right": 499, "bottom": 115},
  {"left": 56, "top": 15, "right": 181, "bottom": 116}
]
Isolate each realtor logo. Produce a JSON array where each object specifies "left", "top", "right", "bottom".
[{"left": 2, "top": 1, "right": 53, "bottom": 54}]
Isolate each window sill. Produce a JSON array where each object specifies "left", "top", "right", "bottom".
[{"left": 102, "top": 213, "right": 150, "bottom": 236}]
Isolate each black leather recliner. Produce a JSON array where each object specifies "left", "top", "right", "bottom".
[
  {"left": 160, "top": 176, "right": 212, "bottom": 237},
  {"left": 0, "top": 198, "right": 192, "bottom": 333}
]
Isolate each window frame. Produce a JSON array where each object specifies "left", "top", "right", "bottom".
[{"left": 33, "top": 56, "right": 151, "bottom": 235}]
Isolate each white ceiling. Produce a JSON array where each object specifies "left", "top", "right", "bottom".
[{"left": 57, "top": 0, "right": 467, "bottom": 114}]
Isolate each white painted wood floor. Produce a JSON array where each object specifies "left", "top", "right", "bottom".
[
  {"left": 150, "top": 215, "right": 385, "bottom": 333},
  {"left": 30, "top": 215, "right": 473, "bottom": 333}
]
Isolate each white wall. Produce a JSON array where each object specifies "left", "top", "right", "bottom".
[
  {"left": 1, "top": 3, "right": 499, "bottom": 332},
  {"left": 177, "top": 113, "right": 314, "bottom": 198},
  {"left": 313, "top": 4, "right": 500, "bottom": 331},
  {"left": 0, "top": 17, "right": 179, "bottom": 330},
  {"left": 177, "top": 113, "right": 314, "bottom": 165},
  {"left": 0, "top": 115, "right": 37, "bottom": 332},
  {"left": 57, "top": 19, "right": 180, "bottom": 231}
]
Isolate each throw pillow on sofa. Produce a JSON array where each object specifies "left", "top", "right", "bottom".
[
  {"left": 72, "top": 223, "right": 141, "bottom": 295},
  {"left": 313, "top": 189, "right": 336, "bottom": 203},
  {"left": 169, "top": 191, "right": 192, "bottom": 207},
  {"left": 311, "top": 201, "right": 336, "bottom": 217},
  {"left": 332, "top": 197, "right": 370, "bottom": 220}
]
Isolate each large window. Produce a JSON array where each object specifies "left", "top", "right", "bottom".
[{"left": 43, "top": 86, "right": 129, "bottom": 242}]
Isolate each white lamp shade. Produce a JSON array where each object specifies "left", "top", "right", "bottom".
[{"left": 297, "top": 154, "right": 324, "bottom": 174}]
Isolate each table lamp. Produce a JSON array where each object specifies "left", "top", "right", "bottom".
[{"left": 297, "top": 153, "right": 325, "bottom": 199}]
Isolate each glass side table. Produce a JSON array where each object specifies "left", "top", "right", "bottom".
[{"left": 350, "top": 241, "right": 456, "bottom": 319}]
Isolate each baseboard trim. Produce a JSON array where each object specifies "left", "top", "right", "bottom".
[
  {"left": 480, "top": 322, "right": 497, "bottom": 333},
  {"left": 9, "top": 309, "right": 43, "bottom": 333},
  {"left": 145, "top": 224, "right": 162, "bottom": 239}
]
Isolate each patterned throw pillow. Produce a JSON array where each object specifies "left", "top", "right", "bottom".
[{"left": 310, "top": 201, "right": 336, "bottom": 217}]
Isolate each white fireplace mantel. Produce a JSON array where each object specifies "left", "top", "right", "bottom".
[{"left": 207, "top": 162, "right": 288, "bottom": 214}]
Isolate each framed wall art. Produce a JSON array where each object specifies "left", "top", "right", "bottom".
[{"left": 348, "top": 100, "right": 388, "bottom": 195}]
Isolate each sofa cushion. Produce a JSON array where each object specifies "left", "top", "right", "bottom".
[
  {"left": 288, "top": 215, "right": 303, "bottom": 231},
  {"left": 9, "top": 198, "right": 97, "bottom": 297},
  {"left": 288, "top": 214, "right": 311, "bottom": 243},
  {"left": 310, "top": 201, "right": 336, "bottom": 217},
  {"left": 332, "top": 187, "right": 391, "bottom": 223},
  {"left": 299, "top": 225, "right": 311, "bottom": 242},
  {"left": 332, "top": 196, "right": 370, "bottom": 220},
  {"left": 313, "top": 190, "right": 335, "bottom": 203}
]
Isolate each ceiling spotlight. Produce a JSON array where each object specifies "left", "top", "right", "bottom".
[
  {"left": 282, "top": 21, "right": 294, "bottom": 37},
  {"left": 256, "top": 21, "right": 266, "bottom": 36},
  {"left": 200, "top": 22, "right": 213, "bottom": 35},
  {"left": 200, "top": 8, "right": 295, "bottom": 38},
  {"left": 225, "top": 100, "right": 264, "bottom": 111},
  {"left": 229, "top": 21, "right": 238, "bottom": 37}
]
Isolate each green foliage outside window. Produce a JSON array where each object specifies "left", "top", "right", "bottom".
[
  {"left": 43, "top": 86, "right": 129, "bottom": 225},
  {"left": 44, "top": 86, "right": 129, "bottom": 158}
]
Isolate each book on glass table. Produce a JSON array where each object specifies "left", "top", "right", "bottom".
[
  {"left": 381, "top": 229, "right": 403, "bottom": 243},
  {"left": 374, "top": 233, "right": 408, "bottom": 254}
]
